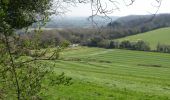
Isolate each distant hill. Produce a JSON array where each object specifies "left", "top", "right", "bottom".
[
  {"left": 117, "top": 27, "right": 170, "bottom": 49},
  {"left": 45, "top": 16, "right": 118, "bottom": 28},
  {"left": 28, "top": 14, "right": 170, "bottom": 49},
  {"left": 108, "top": 14, "right": 170, "bottom": 34}
]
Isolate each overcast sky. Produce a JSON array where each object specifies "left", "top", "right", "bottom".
[{"left": 63, "top": 0, "right": 170, "bottom": 17}]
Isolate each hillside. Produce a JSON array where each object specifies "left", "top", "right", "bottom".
[
  {"left": 43, "top": 47, "right": 170, "bottom": 100},
  {"left": 108, "top": 14, "right": 170, "bottom": 37},
  {"left": 117, "top": 27, "right": 170, "bottom": 49}
]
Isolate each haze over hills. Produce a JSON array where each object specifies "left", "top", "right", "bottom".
[
  {"left": 45, "top": 16, "right": 119, "bottom": 28},
  {"left": 34, "top": 14, "right": 170, "bottom": 31}
]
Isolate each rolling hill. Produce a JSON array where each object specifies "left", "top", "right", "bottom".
[
  {"left": 42, "top": 47, "right": 170, "bottom": 100},
  {"left": 117, "top": 27, "right": 170, "bottom": 49}
]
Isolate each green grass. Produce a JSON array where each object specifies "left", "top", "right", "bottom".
[
  {"left": 43, "top": 47, "right": 170, "bottom": 100},
  {"left": 117, "top": 27, "right": 170, "bottom": 49}
]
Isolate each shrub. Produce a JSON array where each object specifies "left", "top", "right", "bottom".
[{"left": 157, "top": 44, "right": 170, "bottom": 53}]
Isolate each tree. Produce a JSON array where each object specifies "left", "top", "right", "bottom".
[
  {"left": 119, "top": 40, "right": 131, "bottom": 49},
  {"left": 0, "top": 0, "right": 72, "bottom": 99},
  {"left": 134, "top": 40, "right": 150, "bottom": 51}
]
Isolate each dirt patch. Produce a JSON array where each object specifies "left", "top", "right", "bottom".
[
  {"left": 61, "top": 57, "right": 112, "bottom": 63},
  {"left": 137, "top": 64, "right": 162, "bottom": 68},
  {"left": 61, "top": 58, "right": 82, "bottom": 61}
]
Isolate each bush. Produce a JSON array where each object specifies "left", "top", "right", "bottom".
[
  {"left": 109, "top": 41, "right": 119, "bottom": 48},
  {"left": 98, "top": 40, "right": 110, "bottom": 48},
  {"left": 134, "top": 40, "right": 150, "bottom": 51},
  {"left": 119, "top": 40, "right": 132, "bottom": 49},
  {"left": 118, "top": 40, "right": 150, "bottom": 51},
  {"left": 87, "top": 37, "right": 103, "bottom": 47},
  {"left": 157, "top": 44, "right": 170, "bottom": 53}
]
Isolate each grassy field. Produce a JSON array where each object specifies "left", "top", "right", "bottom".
[
  {"left": 42, "top": 47, "right": 170, "bottom": 100},
  {"left": 117, "top": 27, "right": 170, "bottom": 49}
]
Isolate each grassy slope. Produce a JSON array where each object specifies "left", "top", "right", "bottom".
[
  {"left": 43, "top": 47, "right": 170, "bottom": 100},
  {"left": 117, "top": 27, "right": 170, "bottom": 49}
]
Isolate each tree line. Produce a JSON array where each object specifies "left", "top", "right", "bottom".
[
  {"left": 83, "top": 38, "right": 170, "bottom": 53},
  {"left": 19, "top": 28, "right": 170, "bottom": 54},
  {"left": 83, "top": 38, "right": 151, "bottom": 51}
]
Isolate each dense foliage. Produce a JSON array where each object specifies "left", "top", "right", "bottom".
[
  {"left": 0, "top": 0, "right": 72, "bottom": 99},
  {"left": 0, "top": 0, "right": 52, "bottom": 30}
]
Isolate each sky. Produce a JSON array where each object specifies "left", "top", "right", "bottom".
[{"left": 63, "top": 0, "right": 170, "bottom": 17}]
